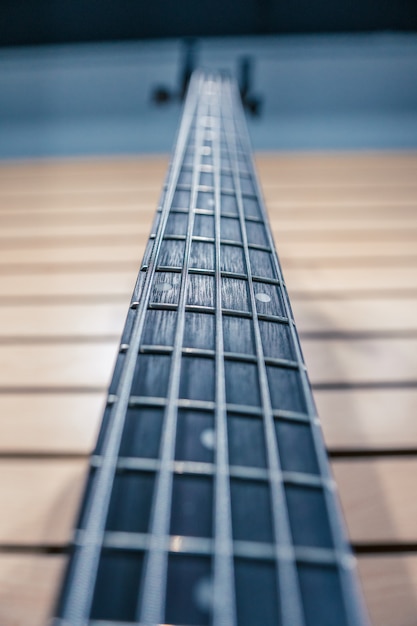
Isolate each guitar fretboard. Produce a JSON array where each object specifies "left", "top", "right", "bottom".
[{"left": 54, "top": 73, "right": 368, "bottom": 626}]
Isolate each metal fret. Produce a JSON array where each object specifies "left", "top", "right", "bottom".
[{"left": 54, "top": 73, "right": 369, "bottom": 626}]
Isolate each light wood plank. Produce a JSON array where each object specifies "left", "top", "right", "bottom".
[
  {"left": 1, "top": 241, "right": 417, "bottom": 268},
  {"left": 1, "top": 241, "right": 417, "bottom": 270},
  {"left": 255, "top": 151, "right": 417, "bottom": 180},
  {"left": 272, "top": 216, "right": 417, "bottom": 232},
  {"left": 316, "top": 389, "right": 417, "bottom": 450},
  {"left": 279, "top": 241, "right": 417, "bottom": 265},
  {"left": 1, "top": 203, "right": 416, "bottom": 226},
  {"left": 1, "top": 216, "right": 416, "bottom": 239},
  {"left": 0, "top": 342, "right": 119, "bottom": 389},
  {"left": 0, "top": 221, "right": 152, "bottom": 239},
  {"left": 3, "top": 457, "right": 417, "bottom": 549},
  {"left": 268, "top": 197, "right": 417, "bottom": 211},
  {"left": 0, "top": 554, "right": 66, "bottom": 626},
  {"left": 358, "top": 555, "right": 417, "bottom": 626},
  {"left": 0, "top": 155, "right": 168, "bottom": 183},
  {"left": 285, "top": 267, "right": 417, "bottom": 293},
  {"left": 0, "top": 192, "right": 161, "bottom": 212},
  {"left": 0, "top": 459, "right": 87, "bottom": 545},
  {"left": 0, "top": 203, "right": 146, "bottom": 217},
  {"left": 266, "top": 199, "right": 417, "bottom": 216},
  {"left": 292, "top": 298, "right": 417, "bottom": 333},
  {"left": 2, "top": 267, "right": 417, "bottom": 300},
  {"left": 333, "top": 459, "right": 417, "bottom": 543},
  {"left": 0, "top": 208, "right": 156, "bottom": 228},
  {"left": 0, "top": 303, "right": 126, "bottom": 338},
  {"left": 303, "top": 337, "right": 417, "bottom": 385},
  {"left": 0, "top": 271, "right": 136, "bottom": 298},
  {"left": 0, "top": 245, "right": 143, "bottom": 267},
  {"left": 264, "top": 187, "right": 417, "bottom": 205},
  {"left": 0, "top": 298, "right": 417, "bottom": 342},
  {"left": 0, "top": 393, "right": 104, "bottom": 453},
  {"left": 1, "top": 554, "right": 415, "bottom": 626},
  {"left": 3, "top": 298, "right": 413, "bottom": 342},
  {"left": 275, "top": 227, "right": 417, "bottom": 243}
]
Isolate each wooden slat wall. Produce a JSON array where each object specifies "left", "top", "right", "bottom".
[
  {"left": 0, "top": 153, "right": 416, "bottom": 625},
  {"left": 0, "top": 156, "right": 167, "bottom": 626}
]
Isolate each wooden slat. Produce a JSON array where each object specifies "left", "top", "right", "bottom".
[
  {"left": 2, "top": 267, "right": 414, "bottom": 300},
  {"left": 0, "top": 189, "right": 162, "bottom": 212},
  {"left": 2, "top": 457, "right": 417, "bottom": 580},
  {"left": 3, "top": 207, "right": 417, "bottom": 230},
  {"left": 6, "top": 553, "right": 417, "bottom": 626},
  {"left": 280, "top": 241, "right": 417, "bottom": 266},
  {"left": 316, "top": 389, "right": 417, "bottom": 450},
  {"left": 0, "top": 245, "right": 142, "bottom": 266},
  {"left": 0, "top": 342, "right": 118, "bottom": 389},
  {"left": 264, "top": 188, "right": 417, "bottom": 205},
  {"left": 1, "top": 241, "right": 417, "bottom": 268},
  {"left": 333, "top": 459, "right": 417, "bottom": 543},
  {"left": 0, "top": 459, "right": 86, "bottom": 545},
  {"left": 3, "top": 455, "right": 417, "bottom": 549},
  {"left": 0, "top": 155, "right": 169, "bottom": 183},
  {"left": 0, "top": 208, "right": 155, "bottom": 226},
  {"left": 267, "top": 201, "right": 417, "bottom": 215},
  {"left": 255, "top": 151, "right": 417, "bottom": 179},
  {"left": 292, "top": 298, "right": 417, "bottom": 334},
  {"left": 272, "top": 216, "right": 417, "bottom": 232},
  {"left": 2, "top": 216, "right": 417, "bottom": 240},
  {"left": 358, "top": 555, "right": 417, "bottom": 626},
  {"left": 0, "top": 393, "right": 104, "bottom": 454},
  {"left": 268, "top": 197, "right": 417, "bottom": 212},
  {"left": 275, "top": 230, "right": 417, "bottom": 244},
  {"left": 0, "top": 554, "right": 66, "bottom": 626},
  {"left": 0, "top": 221, "right": 152, "bottom": 239},
  {"left": 0, "top": 303, "right": 126, "bottom": 338},
  {"left": 285, "top": 267, "right": 417, "bottom": 293},
  {"left": 0, "top": 203, "right": 147, "bottom": 217},
  {"left": 303, "top": 337, "right": 417, "bottom": 385},
  {"left": 0, "top": 271, "right": 136, "bottom": 298},
  {"left": 1, "top": 242, "right": 417, "bottom": 271},
  {"left": 8, "top": 298, "right": 415, "bottom": 341}
]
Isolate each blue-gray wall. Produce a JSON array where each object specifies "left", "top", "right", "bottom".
[{"left": 1, "top": 34, "right": 417, "bottom": 158}]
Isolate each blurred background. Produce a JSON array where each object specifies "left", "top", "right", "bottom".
[
  {"left": 0, "top": 2, "right": 417, "bottom": 626},
  {"left": 1, "top": 1, "right": 417, "bottom": 156}
]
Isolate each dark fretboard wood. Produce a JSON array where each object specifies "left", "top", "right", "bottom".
[{"left": 53, "top": 73, "right": 369, "bottom": 626}]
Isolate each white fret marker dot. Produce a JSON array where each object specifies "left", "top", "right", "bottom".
[
  {"left": 200, "top": 428, "right": 215, "bottom": 450},
  {"left": 194, "top": 577, "right": 213, "bottom": 613},
  {"left": 201, "top": 146, "right": 211, "bottom": 156},
  {"left": 207, "top": 199, "right": 215, "bottom": 207},
  {"left": 154, "top": 282, "right": 172, "bottom": 292},
  {"left": 256, "top": 292, "right": 271, "bottom": 303}
]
